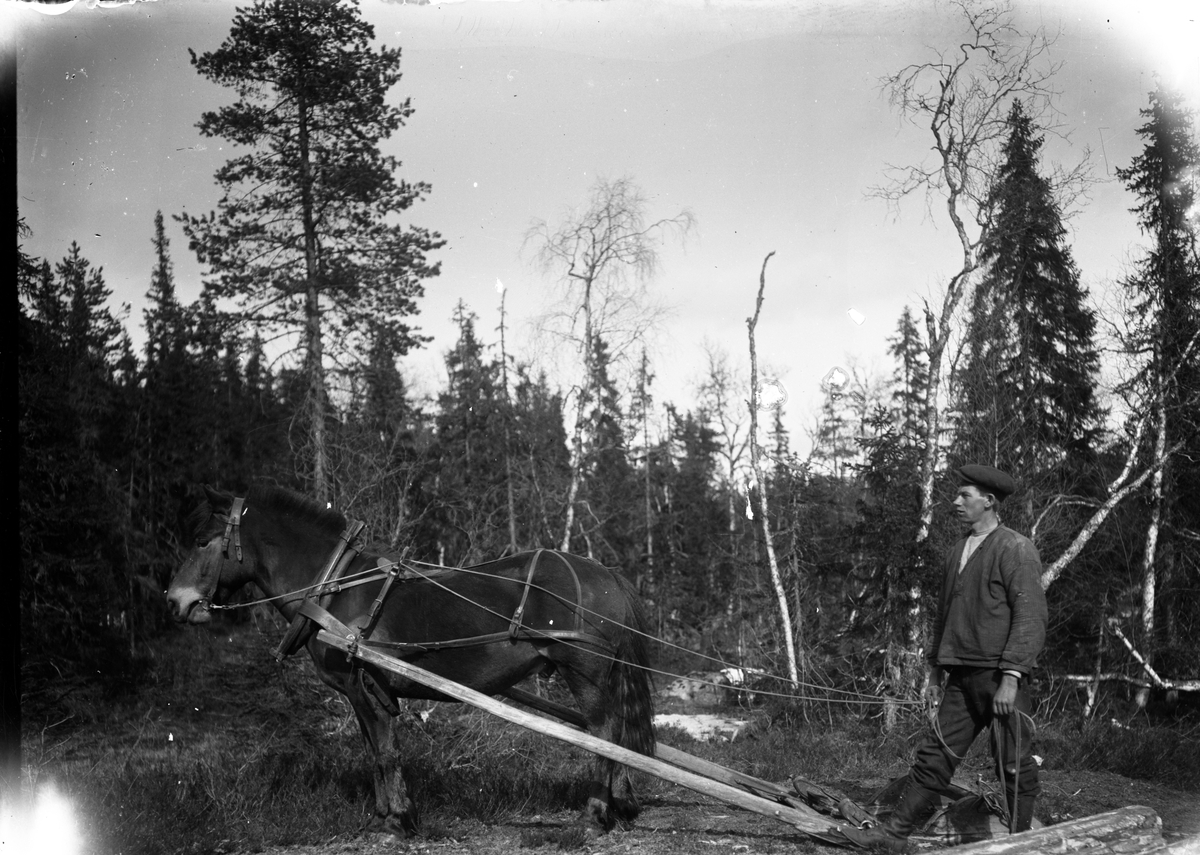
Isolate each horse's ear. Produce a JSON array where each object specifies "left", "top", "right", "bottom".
[{"left": 203, "top": 484, "right": 233, "bottom": 512}]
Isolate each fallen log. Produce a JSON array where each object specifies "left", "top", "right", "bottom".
[
  {"left": 947, "top": 805, "right": 1166, "bottom": 853},
  {"left": 316, "top": 629, "right": 840, "bottom": 837}
]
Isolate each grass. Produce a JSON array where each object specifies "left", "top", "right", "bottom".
[
  {"left": 1039, "top": 716, "right": 1200, "bottom": 791},
  {"left": 17, "top": 619, "right": 605, "bottom": 854},
  {"left": 16, "top": 618, "right": 1200, "bottom": 853}
]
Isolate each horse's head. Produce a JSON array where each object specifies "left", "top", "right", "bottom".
[{"left": 166, "top": 485, "right": 256, "bottom": 625}]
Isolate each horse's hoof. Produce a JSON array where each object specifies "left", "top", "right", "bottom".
[
  {"left": 611, "top": 795, "right": 641, "bottom": 823},
  {"left": 366, "top": 816, "right": 417, "bottom": 840}
]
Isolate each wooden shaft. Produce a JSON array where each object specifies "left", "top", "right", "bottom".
[
  {"left": 502, "top": 687, "right": 800, "bottom": 804},
  {"left": 317, "top": 630, "right": 837, "bottom": 836}
]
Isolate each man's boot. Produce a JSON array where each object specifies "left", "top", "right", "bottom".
[
  {"left": 838, "top": 782, "right": 939, "bottom": 852},
  {"left": 1007, "top": 790, "right": 1036, "bottom": 833}
]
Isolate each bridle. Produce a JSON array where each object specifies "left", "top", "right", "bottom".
[
  {"left": 191, "top": 496, "right": 246, "bottom": 615},
  {"left": 219, "top": 496, "right": 246, "bottom": 563}
]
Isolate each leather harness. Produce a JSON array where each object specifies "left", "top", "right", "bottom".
[{"left": 230, "top": 502, "right": 615, "bottom": 663}]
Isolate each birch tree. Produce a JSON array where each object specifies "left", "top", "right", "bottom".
[
  {"left": 526, "top": 176, "right": 694, "bottom": 551},
  {"left": 746, "top": 252, "right": 800, "bottom": 684},
  {"left": 696, "top": 341, "right": 751, "bottom": 555},
  {"left": 875, "top": 0, "right": 1070, "bottom": 691}
]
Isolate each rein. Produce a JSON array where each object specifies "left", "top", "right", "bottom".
[
  {"left": 205, "top": 497, "right": 912, "bottom": 709},
  {"left": 201, "top": 497, "right": 610, "bottom": 662}
]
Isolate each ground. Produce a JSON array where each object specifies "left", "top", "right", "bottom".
[
  {"left": 242, "top": 760, "right": 1200, "bottom": 854},
  {"left": 23, "top": 623, "right": 1199, "bottom": 855}
]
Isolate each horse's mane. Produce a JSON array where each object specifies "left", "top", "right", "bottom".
[
  {"left": 247, "top": 483, "right": 347, "bottom": 537},
  {"left": 185, "top": 484, "right": 347, "bottom": 540}
]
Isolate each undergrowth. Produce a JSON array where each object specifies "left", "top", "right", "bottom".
[
  {"left": 16, "top": 618, "right": 1199, "bottom": 854},
  {"left": 1039, "top": 717, "right": 1200, "bottom": 791}
]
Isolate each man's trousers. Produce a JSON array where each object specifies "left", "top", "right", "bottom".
[{"left": 909, "top": 666, "right": 1039, "bottom": 823}]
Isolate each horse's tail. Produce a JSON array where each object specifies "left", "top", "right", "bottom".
[{"left": 607, "top": 571, "right": 656, "bottom": 757}]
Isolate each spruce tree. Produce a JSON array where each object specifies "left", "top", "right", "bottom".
[
  {"left": 954, "top": 99, "right": 1103, "bottom": 513},
  {"left": 433, "top": 302, "right": 509, "bottom": 562},
  {"left": 1114, "top": 84, "right": 1200, "bottom": 669},
  {"left": 578, "top": 334, "right": 638, "bottom": 565},
  {"left": 886, "top": 306, "right": 928, "bottom": 444}
]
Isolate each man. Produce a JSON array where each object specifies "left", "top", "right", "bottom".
[{"left": 843, "top": 464, "right": 1048, "bottom": 852}]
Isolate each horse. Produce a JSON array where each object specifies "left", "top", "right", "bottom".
[{"left": 165, "top": 484, "right": 655, "bottom": 838}]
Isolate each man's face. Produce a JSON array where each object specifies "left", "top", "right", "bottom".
[{"left": 954, "top": 485, "right": 993, "bottom": 526}]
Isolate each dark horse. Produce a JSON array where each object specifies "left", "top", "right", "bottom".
[{"left": 165, "top": 484, "right": 655, "bottom": 837}]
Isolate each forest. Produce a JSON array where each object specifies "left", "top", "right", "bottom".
[{"left": 16, "top": 0, "right": 1200, "bottom": 748}]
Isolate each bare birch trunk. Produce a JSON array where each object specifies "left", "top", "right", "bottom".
[
  {"left": 1040, "top": 429, "right": 1185, "bottom": 589},
  {"left": 560, "top": 282, "right": 593, "bottom": 552},
  {"left": 1138, "top": 388, "right": 1167, "bottom": 668},
  {"left": 746, "top": 252, "right": 799, "bottom": 685}
]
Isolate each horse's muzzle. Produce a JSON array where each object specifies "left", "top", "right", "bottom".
[{"left": 166, "top": 588, "right": 213, "bottom": 625}]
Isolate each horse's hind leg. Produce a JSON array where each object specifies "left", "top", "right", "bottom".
[
  {"left": 558, "top": 662, "right": 644, "bottom": 833},
  {"left": 346, "top": 676, "right": 418, "bottom": 837}
]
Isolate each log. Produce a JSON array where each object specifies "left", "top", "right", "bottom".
[
  {"left": 316, "top": 629, "right": 839, "bottom": 837},
  {"left": 1168, "top": 834, "right": 1200, "bottom": 854},
  {"left": 947, "top": 805, "right": 1167, "bottom": 853}
]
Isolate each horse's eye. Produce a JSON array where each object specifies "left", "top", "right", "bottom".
[{"left": 197, "top": 538, "right": 210, "bottom": 548}]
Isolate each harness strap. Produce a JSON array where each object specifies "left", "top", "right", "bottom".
[
  {"left": 508, "top": 549, "right": 545, "bottom": 642},
  {"left": 549, "top": 550, "right": 586, "bottom": 636},
  {"left": 357, "top": 560, "right": 402, "bottom": 642},
  {"left": 293, "top": 599, "right": 616, "bottom": 657},
  {"left": 221, "top": 497, "right": 246, "bottom": 562},
  {"left": 274, "top": 518, "right": 367, "bottom": 661}
]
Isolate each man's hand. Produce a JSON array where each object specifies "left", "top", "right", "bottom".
[
  {"left": 993, "top": 672, "right": 1019, "bottom": 716},
  {"left": 924, "top": 666, "right": 945, "bottom": 709}
]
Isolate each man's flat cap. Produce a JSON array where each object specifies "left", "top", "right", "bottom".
[{"left": 959, "top": 464, "right": 1016, "bottom": 500}]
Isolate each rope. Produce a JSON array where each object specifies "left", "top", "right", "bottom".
[
  {"left": 214, "top": 552, "right": 913, "bottom": 708},
  {"left": 374, "top": 559, "right": 916, "bottom": 708},
  {"left": 929, "top": 695, "right": 1036, "bottom": 833}
]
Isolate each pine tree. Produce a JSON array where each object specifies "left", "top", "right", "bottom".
[
  {"left": 179, "top": 0, "right": 443, "bottom": 501},
  {"left": 954, "top": 99, "right": 1103, "bottom": 518}
]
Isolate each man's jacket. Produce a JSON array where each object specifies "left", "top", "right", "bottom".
[{"left": 928, "top": 526, "right": 1048, "bottom": 676}]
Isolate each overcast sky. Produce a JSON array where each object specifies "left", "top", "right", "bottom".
[{"left": 14, "top": 0, "right": 1200, "bottom": 455}]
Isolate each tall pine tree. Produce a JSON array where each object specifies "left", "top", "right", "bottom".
[{"left": 179, "top": 0, "right": 443, "bottom": 501}]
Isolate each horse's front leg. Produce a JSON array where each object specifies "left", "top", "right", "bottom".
[{"left": 345, "top": 672, "right": 417, "bottom": 837}]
